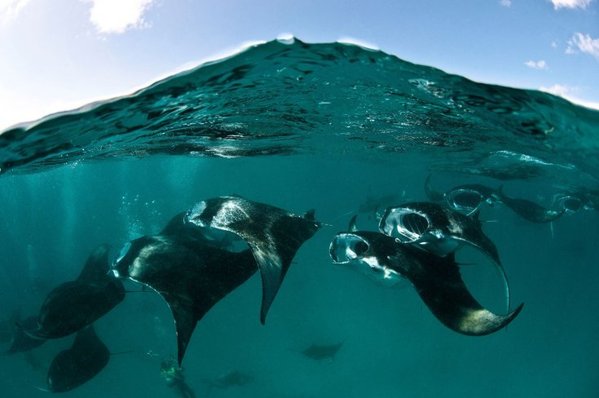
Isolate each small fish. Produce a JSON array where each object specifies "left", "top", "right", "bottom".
[
  {"left": 301, "top": 342, "right": 344, "bottom": 361},
  {"left": 203, "top": 370, "right": 254, "bottom": 394}
]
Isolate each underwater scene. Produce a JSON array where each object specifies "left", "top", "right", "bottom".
[{"left": 1, "top": 38, "right": 598, "bottom": 397}]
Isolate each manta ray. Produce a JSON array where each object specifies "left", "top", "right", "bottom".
[
  {"left": 495, "top": 187, "right": 564, "bottom": 223},
  {"left": 46, "top": 325, "right": 110, "bottom": 393},
  {"left": 377, "top": 202, "right": 510, "bottom": 310},
  {"left": 185, "top": 195, "right": 321, "bottom": 324},
  {"left": 24, "top": 245, "right": 125, "bottom": 340},
  {"left": 114, "top": 197, "right": 319, "bottom": 365},
  {"left": 424, "top": 175, "right": 499, "bottom": 216},
  {"left": 329, "top": 229, "right": 523, "bottom": 336}
]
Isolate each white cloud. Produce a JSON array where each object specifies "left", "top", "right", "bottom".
[
  {"left": 540, "top": 84, "right": 599, "bottom": 110},
  {"left": 540, "top": 84, "right": 575, "bottom": 97},
  {"left": 0, "top": 0, "right": 32, "bottom": 25},
  {"left": 524, "top": 60, "right": 548, "bottom": 70},
  {"left": 550, "top": 0, "right": 592, "bottom": 9},
  {"left": 566, "top": 33, "right": 599, "bottom": 59},
  {"left": 86, "top": 0, "right": 154, "bottom": 34},
  {"left": 500, "top": 0, "right": 512, "bottom": 7}
]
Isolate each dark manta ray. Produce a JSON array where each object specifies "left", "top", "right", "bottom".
[
  {"left": 379, "top": 202, "right": 499, "bottom": 261},
  {"left": 329, "top": 231, "right": 523, "bottom": 336},
  {"left": 424, "top": 175, "right": 499, "bottom": 216},
  {"left": 495, "top": 187, "right": 564, "bottom": 223},
  {"left": 47, "top": 326, "right": 109, "bottom": 393},
  {"left": 26, "top": 245, "right": 125, "bottom": 339},
  {"left": 377, "top": 201, "right": 510, "bottom": 310},
  {"left": 112, "top": 218, "right": 258, "bottom": 366},
  {"left": 185, "top": 196, "right": 321, "bottom": 324}
]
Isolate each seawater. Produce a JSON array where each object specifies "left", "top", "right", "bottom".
[{"left": 0, "top": 38, "right": 598, "bottom": 397}]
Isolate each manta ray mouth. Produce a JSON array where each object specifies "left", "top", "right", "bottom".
[
  {"left": 445, "top": 189, "right": 484, "bottom": 215},
  {"left": 556, "top": 195, "right": 583, "bottom": 213},
  {"left": 379, "top": 208, "right": 430, "bottom": 243},
  {"left": 329, "top": 233, "right": 370, "bottom": 264}
]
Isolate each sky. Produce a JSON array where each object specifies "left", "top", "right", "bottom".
[{"left": 0, "top": 0, "right": 598, "bottom": 130}]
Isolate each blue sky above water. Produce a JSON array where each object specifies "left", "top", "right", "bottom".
[{"left": 0, "top": 0, "right": 597, "bottom": 130}]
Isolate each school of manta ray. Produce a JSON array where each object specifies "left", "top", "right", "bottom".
[{"left": 2, "top": 176, "right": 597, "bottom": 393}]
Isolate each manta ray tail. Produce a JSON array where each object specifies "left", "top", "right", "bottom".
[{"left": 410, "top": 252, "right": 523, "bottom": 336}]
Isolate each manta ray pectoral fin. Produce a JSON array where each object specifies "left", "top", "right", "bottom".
[
  {"left": 410, "top": 253, "right": 523, "bottom": 336},
  {"left": 251, "top": 242, "right": 285, "bottom": 325},
  {"left": 254, "top": 216, "right": 320, "bottom": 324},
  {"left": 455, "top": 237, "right": 511, "bottom": 313},
  {"left": 165, "top": 297, "right": 202, "bottom": 367}
]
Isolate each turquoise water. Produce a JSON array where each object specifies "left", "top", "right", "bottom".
[{"left": 0, "top": 38, "right": 598, "bottom": 397}]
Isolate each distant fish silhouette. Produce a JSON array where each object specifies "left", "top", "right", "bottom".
[
  {"left": 185, "top": 196, "right": 321, "bottom": 324},
  {"left": 204, "top": 370, "right": 254, "bottom": 389},
  {"left": 496, "top": 187, "right": 564, "bottom": 223},
  {"left": 46, "top": 326, "right": 109, "bottom": 393},
  {"left": 26, "top": 245, "right": 125, "bottom": 339},
  {"left": 113, "top": 214, "right": 258, "bottom": 366},
  {"left": 301, "top": 342, "right": 344, "bottom": 361},
  {"left": 330, "top": 231, "right": 523, "bottom": 336}
]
